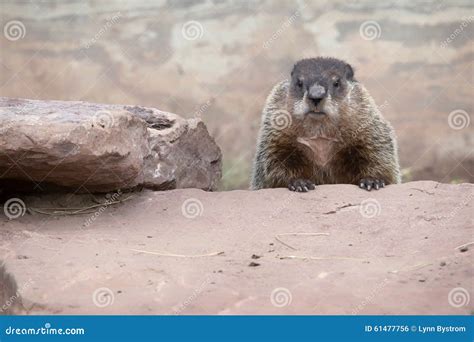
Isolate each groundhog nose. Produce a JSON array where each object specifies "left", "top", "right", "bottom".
[{"left": 308, "top": 84, "right": 326, "bottom": 105}]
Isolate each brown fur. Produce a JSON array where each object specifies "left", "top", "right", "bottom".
[{"left": 251, "top": 63, "right": 401, "bottom": 190}]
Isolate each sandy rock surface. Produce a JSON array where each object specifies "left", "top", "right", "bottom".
[{"left": 0, "top": 181, "right": 472, "bottom": 315}]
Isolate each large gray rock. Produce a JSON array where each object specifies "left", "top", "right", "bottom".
[{"left": 0, "top": 97, "right": 221, "bottom": 192}]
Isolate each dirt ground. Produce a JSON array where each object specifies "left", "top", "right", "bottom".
[{"left": 0, "top": 181, "right": 472, "bottom": 315}]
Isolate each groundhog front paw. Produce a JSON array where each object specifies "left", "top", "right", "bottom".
[
  {"left": 359, "top": 178, "right": 385, "bottom": 191},
  {"left": 288, "top": 179, "right": 316, "bottom": 192}
]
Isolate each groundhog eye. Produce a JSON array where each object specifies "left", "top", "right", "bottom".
[
  {"left": 296, "top": 79, "right": 303, "bottom": 88},
  {"left": 333, "top": 80, "right": 340, "bottom": 88}
]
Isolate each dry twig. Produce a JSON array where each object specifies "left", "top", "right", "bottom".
[
  {"left": 275, "top": 232, "right": 330, "bottom": 250},
  {"left": 130, "top": 248, "right": 225, "bottom": 258},
  {"left": 28, "top": 195, "right": 134, "bottom": 216}
]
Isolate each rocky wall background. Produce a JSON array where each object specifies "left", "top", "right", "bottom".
[{"left": 1, "top": 0, "right": 472, "bottom": 189}]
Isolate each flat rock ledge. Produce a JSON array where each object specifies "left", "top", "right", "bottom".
[
  {"left": 0, "top": 181, "right": 472, "bottom": 315},
  {"left": 0, "top": 97, "right": 222, "bottom": 193}
]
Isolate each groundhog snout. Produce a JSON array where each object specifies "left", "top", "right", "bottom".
[{"left": 308, "top": 84, "right": 326, "bottom": 106}]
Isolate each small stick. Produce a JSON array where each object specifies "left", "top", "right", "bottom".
[
  {"left": 130, "top": 248, "right": 225, "bottom": 258},
  {"left": 29, "top": 208, "right": 98, "bottom": 216},
  {"left": 71, "top": 195, "right": 135, "bottom": 214},
  {"left": 280, "top": 255, "right": 366, "bottom": 261},
  {"left": 389, "top": 262, "right": 432, "bottom": 274},
  {"left": 275, "top": 232, "right": 330, "bottom": 250},
  {"left": 454, "top": 241, "right": 474, "bottom": 250},
  {"left": 275, "top": 236, "right": 297, "bottom": 250},
  {"left": 29, "top": 209, "right": 92, "bottom": 216},
  {"left": 28, "top": 195, "right": 134, "bottom": 216}
]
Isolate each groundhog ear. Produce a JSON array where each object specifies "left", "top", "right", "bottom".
[{"left": 345, "top": 64, "right": 354, "bottom": 80}]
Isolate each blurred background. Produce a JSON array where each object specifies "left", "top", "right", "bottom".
[{"left": 0, "top": 0, "right": 473, "bottom": 190}]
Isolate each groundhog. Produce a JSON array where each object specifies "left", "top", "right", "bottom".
[
  {"left": 0, "top": 263, "right": 23, "bottom": 315},
  {"left": 251, "top": 57, "right": 400, "bottom": 192}
]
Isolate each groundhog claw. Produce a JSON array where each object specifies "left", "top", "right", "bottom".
[
  {"left": 288, "top": 179, "right": 316, "bottom": 192},
  {"left": 359, "top": 178, "right": 385, "bottom": 191}
]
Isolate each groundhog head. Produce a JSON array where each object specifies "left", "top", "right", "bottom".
[{"left": 288, "top": 57, "right": 355, "bottom": 119}]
